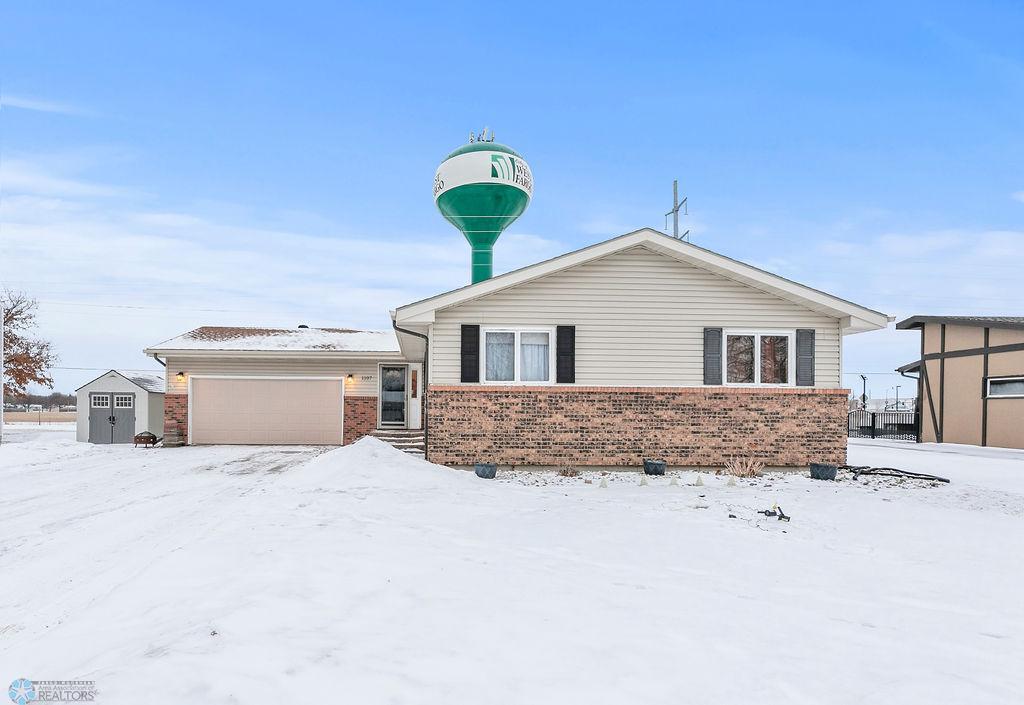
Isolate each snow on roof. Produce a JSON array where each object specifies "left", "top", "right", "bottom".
[
  {"left": 146, "top": 326, "right": 400, "bottom": 353},
  {"left": 118, "top": 371, "right": 166, "bottom": 394}
]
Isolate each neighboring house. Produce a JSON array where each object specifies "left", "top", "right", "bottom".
[
  {"left": 146, "top": 229, "right": 889, "bottom": 467},
  {"left": 897, "top": 316, "right": 1024, "bottom": 449},
  {"left": 76, "top": 370, "right": 165, "bottom": 444}
]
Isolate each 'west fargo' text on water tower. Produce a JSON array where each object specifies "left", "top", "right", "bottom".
[{"left": 434, "top": 130, "right": 533, "bottom": 283}]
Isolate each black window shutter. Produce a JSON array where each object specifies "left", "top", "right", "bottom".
[
  {"left": 703, "top": 328, "right": 723, "bottom": 385},
  {"left": 796, "top": 328, "right": 815, "bottom": 386},
  {"left": 460, "top": 325, "right": 480, "bottom": 383},
  {"left": 556, "top": 326, "right": 576, "bottom": 383}
]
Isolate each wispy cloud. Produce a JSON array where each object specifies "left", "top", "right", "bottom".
[
  {"left": 1, "top": 159, "right": 128, "bottom": 198},
  {"left": 1, "top": 93, "right": 91, "bottom": 116},
  {"left": 0, "top": 154, "right": 567, "bottom": 392},
  {"left": 1012, "top": 191, "right": 1024, "bottom": 204}
]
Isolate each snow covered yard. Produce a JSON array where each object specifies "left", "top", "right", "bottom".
[{"left": 1, "top": 425, "right": 1022, "bottom": 704}]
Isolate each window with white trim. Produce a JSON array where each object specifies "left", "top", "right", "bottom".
[
  {"left": 481, "top": 327, "right": 554, "bottom": 383},
  {"left": 91, "top": 394, "right": 110, "bottom": 408},
  {"left": 113, "top": 394, "right": 134, "bottom": 408},
  {"left": 987, "top": 377, "right": 1024, "bottom": 398},
  {"left": 724, "top": 331, "right": 794, "bottom": 386}
]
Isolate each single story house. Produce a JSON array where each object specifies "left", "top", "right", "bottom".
[
  {"left": 76, "top": 369, "right": 165, "bottom": 444},
  {"left": 145, "top": 228, "right": 889, "bottom": 467},
  {"left": 897, "top": 315, "right": 1024, "bottom": 449}
]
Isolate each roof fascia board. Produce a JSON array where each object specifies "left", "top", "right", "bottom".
[
  {"left": 144, "top": 349, "right": 405, "bottom": 359},
  {"left": 395, "top": 229, "right": 651, "bottom": 322},
  {"left": 896, "top": 316, "right": 1024, "bottom": 331},
  {"left": 395, "top": 228, "right": 889, "bottom": 330}
]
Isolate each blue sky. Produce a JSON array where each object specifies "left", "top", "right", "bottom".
[{"left": 2, "top": 1, "right": 1023, "bottom": 398}]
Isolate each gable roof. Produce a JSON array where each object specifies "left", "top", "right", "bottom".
[
  {"left": 76, "top": 369, "right": 166, "bottom": 394},
  {"left": 144, "top": 326, "right": 400, "bottom": 355},
  {"left": 394, "top": 228, "right": 890, "bottom": 333},
  {"left": 896, "top": 315, "right": 1024, "bottom": 331}
]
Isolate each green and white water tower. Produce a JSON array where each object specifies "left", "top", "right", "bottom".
[{"left": 434, "top": 130, "right": 533, "bottom": 283}]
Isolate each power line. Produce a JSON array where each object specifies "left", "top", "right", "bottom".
[
  {"left": 37, "top": 300, "right": 262, "bottom": 313},
  {"left": 51, "top": 366, "right": 163, "bottom": 372}
]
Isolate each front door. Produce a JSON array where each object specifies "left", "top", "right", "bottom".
[{"left": 380, "top": 366, "right": 407, "bottom": 427}]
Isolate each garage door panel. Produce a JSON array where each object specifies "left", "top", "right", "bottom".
[{"left": 191, "top": 378, "right": 344, "bottom": 445}]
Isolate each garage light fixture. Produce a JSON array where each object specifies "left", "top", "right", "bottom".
[
  {"left": 346, "top": 374, "right": 354, "bottom": 381},
  {"left": 176, "top": 371, "right": 185, "bottom": 382}
]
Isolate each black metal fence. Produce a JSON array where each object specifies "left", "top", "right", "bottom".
[{"left": 848, "top": 410, "right": 919, "bottom": 441}]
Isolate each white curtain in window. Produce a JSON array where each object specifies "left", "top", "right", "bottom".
[
  {"left": 486, "top": 332, "right": 515, "bottom": 381},
  {"left": 520, "top": 332, "right": 550, "bottom": 381}
]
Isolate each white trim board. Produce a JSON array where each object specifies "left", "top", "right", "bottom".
[{"left": 394, "top": 228, "right": 890, "bottom": 334}]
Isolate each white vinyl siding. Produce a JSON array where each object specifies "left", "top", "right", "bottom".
[
  {"left": 430, "top": 245, "right": 842, "bottom": 387},
  {"left": 163, "top": 356, "right": 404, "bottom": 396}
]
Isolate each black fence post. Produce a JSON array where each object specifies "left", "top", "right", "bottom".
[{"left": 870, "top": 412, "right": 876, "bottom": 439}]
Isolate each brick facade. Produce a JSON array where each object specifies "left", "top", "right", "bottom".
[
  {"left": 343, "top": 395, "right": 377, "bottom": 445},
  {"left": 426, "top": 385, "right": 848, "bottom": 467},
  {"left": 163, "top": 393, "right": 188, "bottom": 446}
]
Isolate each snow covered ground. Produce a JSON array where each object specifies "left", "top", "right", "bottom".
[{"left": 1, "top": 423, "right": 1022, "bottom": 704}]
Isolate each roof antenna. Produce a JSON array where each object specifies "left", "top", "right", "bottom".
[{"left": 664, "top": 179, "right": 690, "bottom": 241}]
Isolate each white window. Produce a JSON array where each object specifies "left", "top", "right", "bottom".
[
  {"left": 724, "top": 331, "right": 794, "bottom": 386},
  {"left": 481, "top": 327, "right": 555, "bottom": 384},
  {"left": 987, "top": 377, "right": 1024, "bottom": 398},
  {"left": 113, "top": 394, "right": 134, "bottom": 408},
  {"left": 91, "top": 394, "right": 110, "bottom": 408}
]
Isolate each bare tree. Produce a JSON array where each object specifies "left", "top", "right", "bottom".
[{"left": 3, "top": 290, "right": 58, "bottom": 398}]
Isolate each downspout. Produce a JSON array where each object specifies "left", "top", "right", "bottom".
[
  {"left": 151, "top": 354, "right": 167, "bottom": 367},
  {"left": 392, "top": 321, "right": 429, "bottom": 453}
]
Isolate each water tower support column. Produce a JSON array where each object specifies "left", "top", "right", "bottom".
[{"left": 471, "top": 246, "right": 493, "bottom": 284}]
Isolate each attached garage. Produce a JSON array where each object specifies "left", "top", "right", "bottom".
[{"left": 189, "top": 377, "right": 344, "bottom": 445}]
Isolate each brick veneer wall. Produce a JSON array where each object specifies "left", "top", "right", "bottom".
[
  {"left": 164, "top": 393, "right": 188, "bottom": 446},
  {"left": 426, "top": 385, "right": 848, "bottom": 467},
  {"left": 344, "top": 396, "right": 377, "bottom": 445}
]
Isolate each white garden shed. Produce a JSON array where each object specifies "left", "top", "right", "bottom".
[{"left": 76, "top": 370, "right": 165, "bottom": 444}]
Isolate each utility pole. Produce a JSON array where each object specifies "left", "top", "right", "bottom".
[
  {"left": 896, "top": 385, "right": 901, "bottom": 410},
  {"left": 860, "top": 374, "right": 868, "bottom": 410}
]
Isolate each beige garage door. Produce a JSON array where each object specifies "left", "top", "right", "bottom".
[{"left": 190, "top": 378, "right": 343, "bottom": 445}]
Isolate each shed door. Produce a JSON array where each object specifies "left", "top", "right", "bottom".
[
  {"left": 111, "top": 394, "right": 136, "bottom": 443},
  {"left": 88, "top": 392, "right": 135, "bottom": 444},
  {"left": 88, "top": 393, "right": 112, "bottom": 444},
  {"left": 190, "top": 378, "right": 344, "bottom": 445}
]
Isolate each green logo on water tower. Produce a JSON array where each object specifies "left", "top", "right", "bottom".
[{"left": 490, "top": 154, "right": 511, "bottom": 179}]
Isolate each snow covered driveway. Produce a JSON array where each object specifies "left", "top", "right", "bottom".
[{"left": 1, "top": 426, "right": 1022, "bottom": 704}]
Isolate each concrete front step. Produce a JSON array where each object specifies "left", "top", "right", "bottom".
[{"left": 370, "top": 428, "right": 425, "bottom": 455}]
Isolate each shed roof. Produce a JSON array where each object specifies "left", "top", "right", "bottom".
[
  {"left": 896, "top": 316, "right": 1024, "bottom": 331},
  {"left": 145, "top": 326, "right": 400, "bottom": 354}
]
